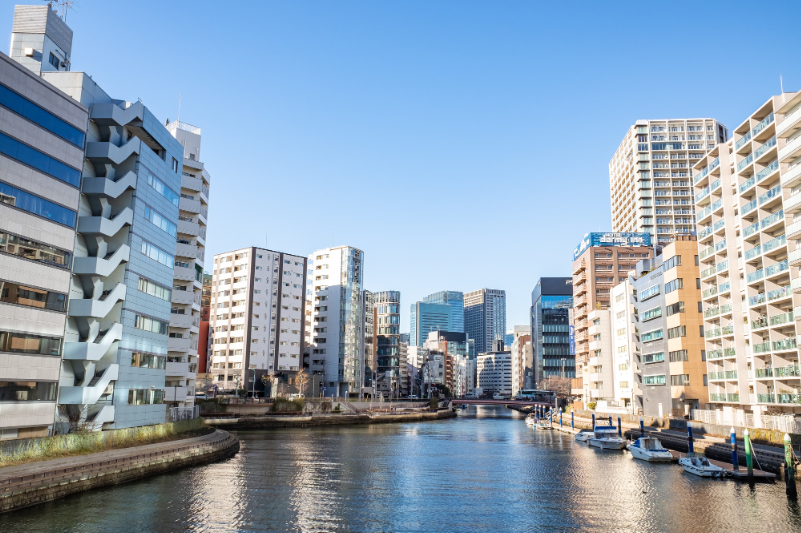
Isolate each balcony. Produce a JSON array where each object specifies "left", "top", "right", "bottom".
[
  {"left": 753, "top": 113, "right": 775, "bottom": 138},
  {"left": 778, "top": 105, "right": 801, "bottom": 137},
  {"left": 756, "top": 159, "right": 780, "bottom": 183},
  {"left": 171, "top": 288, "right": 195, "bottom": 305},
  {"left": 779, "top": 134, "right": 801, "bottom": 163},
  {"left": 175, "top": 242, "right": 198, "bottom": 259},
  {"left": 168, "top": 336, "right": 191, "bottom": 352},
  {"left": 737, "top": 153, "right": 754, "bottom": 173},
  {"left": 762, "top": 234, "right": 787, "bottom": 255},
  {"left": 744, "top": 245, "right": 761, "bottom": 261},
  {"left": 174, "top": 264, "right": 197, "bottom": 283},
  {"left": 177, "top": 219, "right": 200, "bottom": 237},
  {"left": 783, "top": 165, "right": 801, "bottom": 190},
  {"left": 181, "top": 173, "right": 203, "bottom": 193},
  {"left": 170, "top": 312, "right": 194, "bottom": 329},
  {"left": 709, "top": 393, "right": 727, "bottom": 402},
  {"left": 179, "top": 196, "right": 201, "bottom": 214},
  {"left": 742, "top": 199, "right": 758, "bottom": 216},
  {"left": 757, "top": 184, "right": 782, "bottom": 207},
  {"left": 773, "top": 336, "right": 797, "bottom": 352},
  {"left": 739, "top": 176, "right": 755, "bottom": 194},
  {"left": 761, "top": 209, "right": 785, "bottom": 231},
  {"left": 754, "top": 137, "right": 777, "bottom": 163},
  {"left": 768, "top": 284, "right": 792, "bottom": 302},
  {"left": 775, "top": 364, "right": 801, "bottom": 378},
  {"left": 164, "top": 386, "right": 188, "bottom": 403},
  {"left": 757, "top": 394, "right": 776, "bottom": 404},
  {"left": 778, "top": 394, "right": 801, "bottom": 405},
  {"left": 708, "top": 371, "right": 725, "bottom": 381},
  {"left": 764, "top": 260, "right": 789, "bottom": 280},
  {"left": 702, "top": 285, "right": 717, "bottom": 299},
  {"left": 166, "top": 362, "right": 191, "bottom": 378},
  {"left": 735, "top": 133, "right": 751, "bottom": 151},
  {"left": 727, "top": 393, "right": 740, "bottom": 402}
]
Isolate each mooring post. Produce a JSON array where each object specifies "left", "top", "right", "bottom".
[
  {"left": 687, "top": 422, "right": 694, "bottom": 454},
  {"left": 744, "top": 429, "right": 754, "bottom": 482},
  {"left": 560, "top": 410, "right": 563, "bottom": 427},
  {"left": 640, "top": 416, "right": 645, "bottom": 437},
  {"left": 731, "top": 427, "right": 739, "bottom": 471},
  {"left": 571, "top": 410, "right": 574, "bottom": 430},
  {"left": 592, "top": 412, "right": 596, "bottom": 430},
  {"left": 785, "top": 433, "right": 796, "bottom": 499},
  {"left": 618, "top": 416, "right": 622, "bottom": 438}
]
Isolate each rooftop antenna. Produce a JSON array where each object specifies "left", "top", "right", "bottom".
[{"left": 45, "top": 0, "right": 76, "bottom": 22}]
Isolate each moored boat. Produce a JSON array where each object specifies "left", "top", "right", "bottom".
[
  {"left": 679, "top": 452, "right": 727, "bottom": 477},
  {"left": 627, "top": 436, "right": 673, "bottom": 462},
  {"left": 574, "top": 430, "right": 592, "bottom": 442},
  {"left": 525, "top": 413, "right": 537, "bottom": 426},
  {"left": 588, "top": 424, "right": 626, "bottom": 450}
]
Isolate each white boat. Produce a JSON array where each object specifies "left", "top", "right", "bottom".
[
  {"left": 574, "top": 430, "right": 592, "bottom": 442},
  {"left": 678, "top": 452, "right": 727, "bottom": 477},
  {"left": 537, "top": 421, "right": 553, "bottom": 430},
  {"left": 588, "top": 425, "right": 627, "bottom": 450},
  {"left": 627, "top": 436, "right": 673, "bottom": 462},
  {"left": 525, "top": 413, "right": 537, "bottom": 426}
]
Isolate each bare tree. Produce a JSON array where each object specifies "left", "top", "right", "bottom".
[
  {"left": 538, "top": 377, "right": 572, "bottom": 402},
  {"left": 295, "top": 369, "right": 310, "bottom": 397}
]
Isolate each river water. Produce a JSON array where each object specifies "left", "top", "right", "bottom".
[{"left": 1, "top": 406, "right": 799, "bottom": 532}]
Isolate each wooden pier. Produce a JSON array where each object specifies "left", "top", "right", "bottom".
[{"left": 667, "top": 450, "right": 776, "bottom": 481}]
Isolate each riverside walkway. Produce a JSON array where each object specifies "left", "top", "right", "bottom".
[{"left": 0, "top": 429, "right": 239, "bottom": 513}]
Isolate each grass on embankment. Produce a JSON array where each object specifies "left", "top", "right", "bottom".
[{"left": 0, "top": 418, "right": 212, "bottom": 468}]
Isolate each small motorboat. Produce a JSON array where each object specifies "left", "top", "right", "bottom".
[
  {"left": 588, "top": 423, "right": 627, "bottom": 450},
  {"left": 525, "top": 413, "right": 537, "bottom": 426},
  {"left": 536, "top": 422, "right": 553, "bottom": 430},
  {"left": 461, "top": 404, "right": 467, "bottom": 409},
  {"left": 574, "top": 430, "right": 592, "bottom": 442},
  {"left": 627, "top": 436, "right": 673, "bottom": 462},
  {"left": 679, "top": 452, "right": 727, "bottom": 477}
]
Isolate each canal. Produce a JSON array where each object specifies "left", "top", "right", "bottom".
[{"left": 1, "top": 406, "right": 799, "bottom": 532}]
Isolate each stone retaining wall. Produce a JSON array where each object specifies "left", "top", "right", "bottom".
[
  {"left": 205, "top": 409, "right": 456, "bottom": 430},
  {"left": 0, "top": 430, "right": 239, "bottom": 514}
]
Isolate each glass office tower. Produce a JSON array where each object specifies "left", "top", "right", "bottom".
[
  {"left": 423, "top": 291, "right": 464, "bottom": 333},
  {"left": 530, "top": 278, "right": 574, "bottom": 387}
]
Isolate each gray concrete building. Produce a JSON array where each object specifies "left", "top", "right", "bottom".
[
  {"left": 7, "top": 5, "right": 185, "bottom": 430},
  {"left": 0, "top": 31, "right": 87, "bottom": 439}
]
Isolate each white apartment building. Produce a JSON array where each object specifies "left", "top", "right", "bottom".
[
  {"left": 610, "top": 280, "right": 640, "bottom": 412},
  {"left": 210, "top": 248, "right": 307, "bottom": 394},
  {"left": 306, "top": 246, "right": 364, "bottom": 398},
  {"left": 164, "top": 120, "right": 210, "bottom": 408},
  {"left": 509, "top": 325, "right": 531, "bottom": 397},
  {"left": 586, "top": 309, "right": 615, "bottom": 406},
  {"left": 476, "top": 351, "right": 512, "bottom": 396},
  {"left": 452, "top": 353, "right": 475, "bottom": 398},
  {"left": 694, "top": 91, "right": 801, "bottom": 419},
  {"left": 610, "top": 119, "right": 728, "bottom": 246}
]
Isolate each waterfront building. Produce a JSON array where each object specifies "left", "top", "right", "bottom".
[
  {"left": 464, "top": 288, "right": 506, "bottom": 354},
  {"left": 610, "top": 118, "right": 728, "bottom": 246},
  {"left": 409, "top": 300, "right": 450, "bottom": 346},
  {"left": 476, "top": 340, "right": 512, "bottom": 397},
  {"left": 163, "top": 119, "right": 210, "bottom": 409},
  {"left": 14, "top": 5, "right": 188, "bottom": 430},
  {"left": 586, "top": 309, "right": 615, "bottom": 407},
  {"left": 407, "top": 345, "right": 429, "bottom": 396},
  {"left": 374, "top": 291, "right": 401, "bottom": 397},
  {"left": 359, "top": 290, "right": 375, "bottom": 397},
  {"left": 609, "top": 280, "right": 640, "bottom": 412},
  {"left": 399, "top": 341, "right": 409, "bottom": 397},
  {"left": 0, "top": 21, "right": 87, "bottom": 438},
  {"left": 572, "top": 233, "right": 653, "bottom": 407},
  {"left": 694, "top": 91, "right": 801, "bottom": 417},
  {"left": 423, "top": 331, "right": 471, "bottom": 395},
  {"left": 530, "top": 278, "right": 573, "bottom": 388},
  {"left": 306, "top": 246, "right": 364, "bottom": 397},
  {"left": 630, "top": 235, "right": 707, "bottom": 417},
  {"left": 509, "top": 326, "right": 531, "bottom": 397},
  {"left": 198, "top": 273, "right": 212, "bottom": 374},
  {"left": 210, "top": 248, "right": 307, "bottom": 395},
  {"left": 422, "top": 290, "right": 464, "bottom": 333}
]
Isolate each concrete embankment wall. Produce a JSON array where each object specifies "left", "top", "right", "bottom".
[
  {"left": 205, "top": 410, "right": 456, "bottom": 430},
  {"left": 0, "top": 429, "right": 239, "bottom": 514},
  {"left": 0, "top": 418, "right": 206, "bottom": 468}
]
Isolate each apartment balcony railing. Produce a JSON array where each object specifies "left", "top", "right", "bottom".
[
  {"left": 695, "top": 186, "right": 710, "bottom": 203},
  {"left": 717, "top": 260, "right": 729, "bottom": 273},
  {"left": 707, "top": 349, "right": 725, "bottom": 360},
  {"left": 698, "top": 226, "right": 713, "bottom": 239},
  {"left": 700, "top": 246, "right": 715, "bottom": 260},
  {"left": 756, "top": 159, "right": 780, "bottom": 183},
  {"left": 755, "top": 368, "right": 773, "bottom": 378},
  {"left": 752, "top": 316, "right": 768, "bottom": 329},
  {"left": 727, "top": 393, "right": 740, "bottom": 402},
  {"left": 738, "top": 153, "right": 754, "bottom": 173},
  {"left": 709, "top": 371, "right": 724, "bottom": 380},
  {"left": 725, "top": 370, "right": 738, "bottom": 380},
  {"left": 701, "top": 266, "right": 716, "bottom": 278},
  {"left": 742, "top": 199, "right": 758, "bottom": 215},
  {"left": 770, "top": 311, "right": 793, "bottom": 327},
  {"left": 768, "top": 284, "right": 792, "bottom": 301},
  {"left": 715, "top": 238, "right": 727, "bottom": 252},
  {"left": 765, "top": 260, "right": 789, "bottom": 279},
  {"left": 757, "top": 394, "right": 776, "bottom": 403},
  {"left": 773, "top": 336, "right": 797, "bottom": 351},
  {"left": 763, "top": 234, "right": 787, "bottom": 255},
  {"left": 779, "top": 134, "right": 801, "bottom": 162},
  {"left": 713, "top": 219, "right": 726, "bottom": 233},
  {"left": 750, "top": 292, "right": 766, "bottom": 306},
  {"left": 745, "top": 245, "right": 761, "bottom": 261},
  {"left": 754, "top": 137, "right": 777, "bottom": 160},
  {"left": 736, "top": 132, "right": 751, "bottom": 151},
  {"left": 722, "top": 325, "right": 734, "bottom": 336},
  {"left": 779, "top": 106, "right": 801, "bottom": 137},
  {"left": 739, "top": 176, "right": 756, "bottom": 194},
  {"left": 702, "top": 286, "right": 717, "bottom": 298},
  {"left": 758, "top": 184, "right": 782, "bottom": 207},
  {"left": 753, "top": 341, "right": 771, "bottom": 354},
  {"left": 710, "top": 393, "right": 727, "bottom": 402},
  {"left": 761, "top": 209, "right": 784, "bottom": 230},
  {"left": 778, "top": 394, "right": 801, "bottom": 404},
  {"left": 744, "top": 221, "right": 760, "bottom": 238},
  {"left": 753, "top": 113, "right": 775, "bottom": 137},
  {"left": 775, "top": 365, "right": 801, "bottom": 378}
]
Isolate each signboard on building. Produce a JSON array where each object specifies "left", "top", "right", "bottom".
[
  {"left": 573, "top": 232, "right": 652, "bottom": 260},
  {"left": 569, "top": 325, "right": 575, "bottom": 356}
]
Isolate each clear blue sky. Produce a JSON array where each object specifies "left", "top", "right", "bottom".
[{"left": 4, "top": 1, "right": 801, "bottom": 332}]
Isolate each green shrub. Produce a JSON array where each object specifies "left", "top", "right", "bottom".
[
  {"left": 429, "top": 398, "right": 438, "bottom": 410},
  {"left": 588, "top": 402, "right": 597, "bottom": 410},
  {"left": 273, "top": 398, "right": 304, "bottom": 412},
  {"left": 333, "top": 403, "right": 341, "bottom": 413}
]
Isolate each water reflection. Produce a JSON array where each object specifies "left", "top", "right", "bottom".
[{"left": 0, "top": 405, "right": 798, "bottom": 532}]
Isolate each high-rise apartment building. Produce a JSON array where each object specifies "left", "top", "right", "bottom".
[
  {"left": 210, "top": 248, "right": 307, "bottom": 394},
  {"left": 422, "top": 290, "right": 464, "bottom": 333},
  {"left": 198, "top": 273, "right": 212, "bottom": 375},
  {"left": 530, "top": 278, "right": 573, "bottom": 387},
  {"left": 359, "top": 290, "right": 375, "bottom": 396},
  {"left": 694, "top": 91, "right": 801, "bottom": 418},
  {"left": 164, "top": 120, "right": 210, "bottom": 409},
  {"left": 409, "top": 301, "right": 450, "bottom": 346},
  {"left": 373, "top": 291, "right": 401, "bottom": 397},
  {"left": 306, "top": 246, "right": 364, "bottom": 397},
  {"left": 610, "top": 119, "right": 728, "bottom": 246},
  {"left": 572, "top": 233, "right": 653, "bottom": 405},
  {"left": 629, "top": 235, "right": 707, "bottom": 417},
  {"left": 464, "top": 289, "right": 506, "bottom": 354},
  {"left": 509, "top": 326, "right": 531, "bottom": 397},
  {"left": 0, "top": 33, "right": 87, "bottom": 439}
]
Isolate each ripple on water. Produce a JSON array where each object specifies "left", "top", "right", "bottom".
[{"left": 0, "top": 406, "right": 799, "bottom": 532}]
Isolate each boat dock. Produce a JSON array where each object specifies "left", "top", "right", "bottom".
[{"left": 667, "top": 450, "right": 776, "bottom": 481}]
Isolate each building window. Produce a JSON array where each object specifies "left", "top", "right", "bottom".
[
  {"left": 0, "top": 179, "right": 77, "bottom": 226},
  {"left": 130, "top": 352, "right": 167, "bottom": 369},
  {"left": 141, "top": 241, "right": 174, "bottom": 268},
  {"left": 667, "top": 326, "right": 686, "bottom": 339},
  {"left": 134, "top": 314, "right": 169, "bottom": 335},
  {"left": 0, "top": 381, "right": 57, "bottom": 402},
  {"left": 670, "top": 375, "right": 690, "bottom": 386},
  {"left": 172, "top": 157, "right": 179, "bottom": 173},
  {"left": 0, "top": 330, "right": 61, "bottom": 356},
  {"left": 0, "top": 280, "right": 66, "bottom": 312},
  {"left": 128, "top": 389, "right": 164, "bottom": 405},
  {"left": 643, "top": 375, "right": 666, "bottom": 386}
]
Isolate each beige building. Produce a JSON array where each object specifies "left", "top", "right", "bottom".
[
  {"left": 610, "top": 119, "right": 727, "bottom": 247},
  {"left": 210, "top": 248, "right": 307, "bottom": 395},
  {"left": 631, "top": 235, "right": 707, "bottom": 417},
  {"left": 694, "top": 90, "right": 801, "bottom": 418},
  {"left": 572, "top": 233, "right": 654, "bottom": 404}
]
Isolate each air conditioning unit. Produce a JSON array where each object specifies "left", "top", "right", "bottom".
[{"left": 24, "top": 47, "right": 34, "bottom": 57}]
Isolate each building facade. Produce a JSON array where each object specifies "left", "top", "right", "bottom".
[
  {"left": 530, "top": 278, "right": 573, "bottom": 388},
  {"left": 0, "top": 34, "right": 87, "bottom": 439},
  {"left": 694, "top": 91, "right": 801, "bottom": 418},
  {"left": 610, "top": 279, "right": 640, "bottom": 412},
  {"left": 409, "top": 300, "right": 450, "bottom": 346},
  {"left": 374, "top": 291, "right": 401, "bottom": 397},
  {"left": 476, "top": 343, "right": 512, "bottom": 397},
  {"left": 464, "top": 288, "right": 506, "bottom": 354},
  {"left": 422, "top": 330, "right": 471, "bottom": 396},
  {"left": 630, "top": 236, "right": 707, "bottom": 417},
  {"left": 164, "top": 120, "right": 210, "bottom": 409},
  {"left": 306, "top": 246, "right": 364, "bottom": 397},
  {"left": 210, "top": 248, "right": 307, "bottom": 394},
  {"left": 509, "top": 326, "right": 531, "bottom": 397},
  {"left": 572, "top": 233, "right": 654, "bottom": 405},
  {"left": 422, "top": 290, "right": 464, "bottom": 333},
  {"left": 610, "top": 118, "right": 728, "bottom": 245}
]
